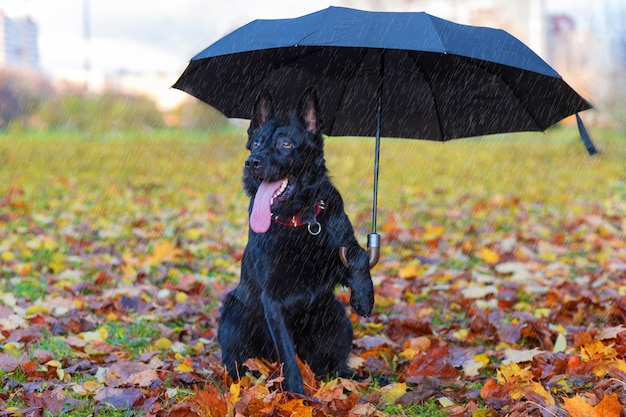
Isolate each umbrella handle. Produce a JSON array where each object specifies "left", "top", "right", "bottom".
[{"left": 339, "top": 233, "right": 380, "bottom": 269}]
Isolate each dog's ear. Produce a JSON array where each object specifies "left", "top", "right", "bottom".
[
  {"left": 250, "top": 88, "right": 274, "bottom": 131},
  {"left": 297, "top": 88, "right": 321, "bottom": 135}
]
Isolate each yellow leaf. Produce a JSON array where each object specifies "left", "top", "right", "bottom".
[
  {"left": 553, "top": 332, "right": 567, "bottom": 353},
  {"left": 43, "top": 237, "right": 57, "bottom": 250},
  {"left": 48, "top": 253, "right": 66, "bottom": 273},
  {"left": 229, "top": 381, "right": 241, "bottom": 404},
  {"left": 496, "top": 362, "right": 533, "bottom": 385},
  {"left": 452, "top": 328, "right": 469, "bottom": 341},
  {"left": 533, "top": 308, "right": 551, "bottom": 318},
  {"left": 475, "top": 354, "right": 490, "bottom": 366},
  {"left": 154, "top": 337, "right": 173, "bottom": 350},
  {"left": 438, "top": 397, "right": 454, "bottom": 407},
  {"left": 4, "top": 343, "right": 22, "bottom": 355},
  {"left": 580, "top": 340, "right": 617, "bottom": 362},
  {"left": 147, "top": 240, "right": 182, "bottom": 266},
  {"left": 80, "top": 327, "right": 108, "bottom": 343},
  {"left": 472, "top": 410, "right": 493, "bottom": 417},
  {"left": 380, "top": 382, "right": 407, "bottom": 405},
  {"left": 399, "top": 261, "right": 424, "bottom": 279},
  {"left": 463, "top": 357, "right": 484, "bottom": 378},
  {"left": 1, "top": 251, "right": 15, "bottom": 262},
  {"left": 175, "top": 292, "right": 188, "bottom": 304},
  {"left": 479, "top": 247, "right": 500, "bottom": 265},
  {"left": 24, "top": 305, "right": 50, "bottom": 317},
  {"left": 83, "top": 380, "right": 101, "bottom": 393},
  {"left": 96, "top": 327, "right": 109, "bottom": 340},
  {"left": 530, "top": 382, "right": 555, "bottom": 406},
  {"left": 175, "top": 363, "right": 193, "bottom": 372},
  {"left": 185, "top": 228, "right": 204, "bottom": 240},
  {"left": 45, "top": 360, "right": 62, "bottom": 368},
  {"left": 46, "top": 360, "right": 65, "bottom": 380},
  {"left": 423, "top": 224, "right": 444, "bottom": 241}
]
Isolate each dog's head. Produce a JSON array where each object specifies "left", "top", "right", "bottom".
[{"left": 244, "top": 88, "right": 327, "bottom": 233}]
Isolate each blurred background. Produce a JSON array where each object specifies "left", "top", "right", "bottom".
[{"left": 0, "top": 0, "right": 624, "bottom": 131}]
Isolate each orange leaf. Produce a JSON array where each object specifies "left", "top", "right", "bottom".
[
  {"left": 580, "top": 340, "right": 617, "bottom": 362},
  {"left": 594, "top": 394, "right": 623, "bottom": 417},
  {"left": 279, "top": 399, "right": 314, "bottom": 417},
  {"left": 191, "top": 384, "right": 228, "bottom": 417},
  {"left": 296, "top": 355, "right": 318, "bottom": 395},
  {"left": 563, "top": 395, "right": 598, "bottom": 417},
  {"left": 479, "top": 378, "right": 513, "bottom": 407}
]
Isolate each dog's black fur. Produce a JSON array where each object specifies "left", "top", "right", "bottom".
[{"left": 217, "top": 88, "right": 374, "bottom": 394}]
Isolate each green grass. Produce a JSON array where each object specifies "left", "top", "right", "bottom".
[
  {"left": 381, "top": 398, "right": 450, "bottom": 416},
  {"left": 1, "top": 125, "right": 622, "bottom": 238}
]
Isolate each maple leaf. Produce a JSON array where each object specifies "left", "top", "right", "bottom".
[
  {"left": 564, "top": 392, "right": 625, "bottom": 417},
  {"left": 189, "top": 385, "right": 229, "bottom": 417},
  {"left": 146, "top": 240, "right": 182, "bottom": 266},
  {"left": 404, "top": 344, "right": 461, "bottom": 383}
]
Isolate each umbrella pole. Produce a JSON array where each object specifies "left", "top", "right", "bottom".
[
  {"left": 367, "top": 101, "right": 381, "bottom": 268},
  {"left": 367, "top": 52, "right": 384, "bottom": 268}
]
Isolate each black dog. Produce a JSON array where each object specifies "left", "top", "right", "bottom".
[{"left": 217, "top": 88, "right": 374, "bottom": 394}]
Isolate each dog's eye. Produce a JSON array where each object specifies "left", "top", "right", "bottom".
[
  {"left": 281, "top": 139, "right": 292, "bottom": 149},
  {"left": 252, "top": 140, "right": 260, "bottom": 149}
]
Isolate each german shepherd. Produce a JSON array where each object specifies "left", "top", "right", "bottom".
[{"left": 217, "top": 88, "right": 374, "bottom": 394}]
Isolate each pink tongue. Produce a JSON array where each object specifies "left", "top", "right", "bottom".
[{"left": 250, "top": 180, "right": 284, "bottom": 233}]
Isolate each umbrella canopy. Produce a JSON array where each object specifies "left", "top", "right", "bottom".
[
  {"left": 173, "top": 6, "right": 596, "bottom": 266},
  {"left": 173, "top": 6, "right": 592, "bottom": 141}
]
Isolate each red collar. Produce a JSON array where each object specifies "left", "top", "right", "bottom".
[{"left": 272, "top": 200, "right": 325, "bottom": 228}]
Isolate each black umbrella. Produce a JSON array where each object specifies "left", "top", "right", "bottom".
[{"left": 173, "top": 6, "right": 596, "bottom": 266}]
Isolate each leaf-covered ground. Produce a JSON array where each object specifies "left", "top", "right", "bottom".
[{"left": 0, "top": 127, "right": 624, "bottom": 416}]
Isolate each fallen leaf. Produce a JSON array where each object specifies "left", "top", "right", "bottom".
[
  {"left": 563, "top": 395, "right": 597, "bottom": 417},
  {"left": 379, "top": 382, "right": 407, "bottom": 405},
  {"left": 594, "top": 394, "right": 623, "bottom": 417}
]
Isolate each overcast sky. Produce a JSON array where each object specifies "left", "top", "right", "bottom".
[{"left": 0, "top": 0, "right": 591, "bottom": 77}]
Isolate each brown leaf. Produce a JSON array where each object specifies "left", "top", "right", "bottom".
[
  {"left": 127, "top": 369, "right": 160, "bottom": 387},
  {"left": 94, "top": 387, "right": 144, "bottom": 408},
  {"left": 167, "top": 403, "right": 202, "bottom": 417},
  {"left": 296, "top": 356, "right": 318, "bottom": 395},
  {"left": 22, "top": 388, "right": 66, "bottom": 415},
  {"left": 0, "top": 353, "right": 19, "bottom": 372},
  {"left": 404, "top": 345, "right": 460, "bottom": 383},
  {"left": 479, "top": 378, "right": 513, "bottom": 409}
]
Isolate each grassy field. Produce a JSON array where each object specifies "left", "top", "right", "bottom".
[{"left": 0, "top": 126, "right": 624, "bottom": 416}]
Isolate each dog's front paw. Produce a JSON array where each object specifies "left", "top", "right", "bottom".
[{"left": 350, "top": 286, "right": 374, "bottom": 317}]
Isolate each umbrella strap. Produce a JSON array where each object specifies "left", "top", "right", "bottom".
[{"left": 576, "top": 114, "right": 597, "bottom": 155}]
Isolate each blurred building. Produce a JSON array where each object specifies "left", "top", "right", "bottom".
[{"left": 0, "top": 10, "right": 39, "bottom": 71}]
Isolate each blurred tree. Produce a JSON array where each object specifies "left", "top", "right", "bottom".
[
  {"left": 0, "top": 69, "right": 52, "bottom": 129},
  {"left": 172, "top": 98, "right": 228, "bottom": 129},
  {"left": 37, "top": 92, "right": 165, "bottom": 131}
]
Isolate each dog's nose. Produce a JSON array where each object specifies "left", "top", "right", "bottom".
[{"left": 245, "top": 156, "right": 262, "bottom": 170}]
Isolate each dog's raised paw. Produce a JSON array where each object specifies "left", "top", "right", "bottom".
[{"left": 350, "top": 289, "right": 374, "bottom": 317}]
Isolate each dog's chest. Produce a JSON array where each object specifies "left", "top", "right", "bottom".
[{"left": 251, "top": 228, "right": 338, "bottom": 296}]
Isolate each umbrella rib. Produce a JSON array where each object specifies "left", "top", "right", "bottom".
[
  {"left": 455, "top": 55, "right": 544, "bottom": 131},
  {"left": 405, "top": 52, "right": 446, "bottom": 140},
  {"left": 326, "top": 48, "right": 370, "bottom": 135}
]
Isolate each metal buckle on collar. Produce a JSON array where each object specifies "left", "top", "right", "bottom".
[{"left": 307, "top": 221, "right": 322, "bottom": 236}]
